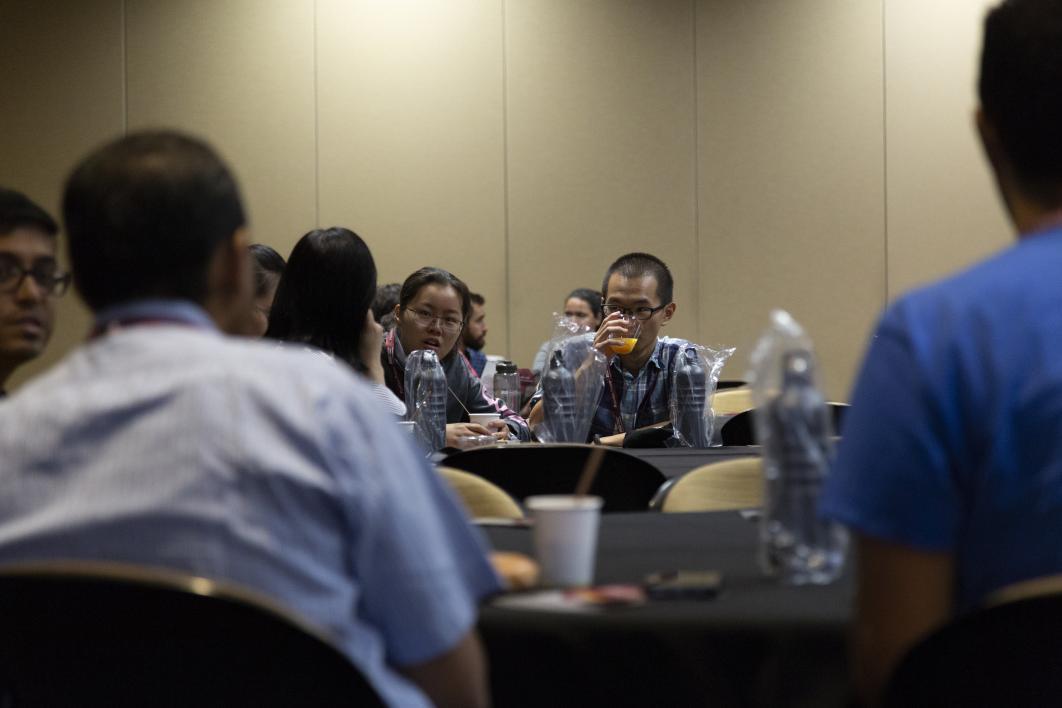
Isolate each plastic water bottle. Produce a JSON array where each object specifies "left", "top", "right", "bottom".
[
  {"left": 759, "top": 349, "right": 847, "bottom": 584},
  {"left": 542, "top": 349, "right": 577, "bottom": 442},
  {"left": 673, "top": 347, "right": 710, "bottom": 447},
  {"left": 404, "top": 350, "right": 447, "bottom": 451},
  {"left": 492, "top": 360, "right": 521, "bottom": 411}
]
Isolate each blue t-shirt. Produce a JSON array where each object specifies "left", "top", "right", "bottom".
[{"left": 821, "top": 225, "right": 1062, "bottom": 611}]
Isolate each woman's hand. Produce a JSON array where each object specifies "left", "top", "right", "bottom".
[
  {"left": 359, "top": 308, "right": 386, "bottom": 384},
  {"left": 445, "top": 422, "right": 494, "bottom": 448}
]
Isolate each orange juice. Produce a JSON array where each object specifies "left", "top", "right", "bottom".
[{"left": 610, "top": 337, "right": 637, "bottom": 355}]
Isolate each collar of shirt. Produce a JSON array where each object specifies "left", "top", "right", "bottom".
[
  {"left": 610, "top": 337, "right": 667, "bottom": 379},
  {"left": 93, "top": 299, "right": 218, "bottom": 333}
]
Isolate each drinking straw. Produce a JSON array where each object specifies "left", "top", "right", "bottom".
[{"left": 574, "top": 445, "right": 606, "bottom": 497}]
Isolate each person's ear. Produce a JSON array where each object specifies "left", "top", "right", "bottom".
[
  {"left": 660, "top": 302, "right": 676, "bottom": 326},
  {"left": 392, "top": 302, "right": 401, "bottom": 322}
]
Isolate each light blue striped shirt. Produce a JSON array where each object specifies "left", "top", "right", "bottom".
[{"left": 0, "top": 300, "right": 501, "bottom": 707}]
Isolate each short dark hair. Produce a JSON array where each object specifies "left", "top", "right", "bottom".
[
  {"left": 265, "top": 227, "right": 377, "bottom": 369},
  {"left": 567, "top": 288, "right": 603, "bottom": 320},
  {"left": 979, "top": 0, "right": 1062, "bottom": 204},
  {"left": 0, "top": 188, "right": 58, "bottom": 238},
  {"left": 248, "top": 244, "right": 286, "bottom": 298},
  {"left": 398, "top": 267, "right": 472, "bottom": 321},
  {"left": 601, "top": 252, "right": 673, "bottom": 305},
  {"left": 372, "top": 283, "right": 401, "bottom": 324},
  {"left": 62, "top": 130, "right": 246, "bottom": 311},
  {"left": 470, "top": 292, "right": 485, "bottom": 307}
]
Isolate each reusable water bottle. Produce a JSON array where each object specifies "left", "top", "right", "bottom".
[
  {"left": 672, "top": 347, "right": 711, "bottom": 448},
  {"left": 542, "top": 349, "right": 577, "bottom": 442},
  {"left": 759, "top": 349, "right": 847, "bottom": 584},
  {"left": 492, "top": 360, "right": 521, "bottom": 411},
  {"left": 404, "top": 350, "right": 447, "bottom": 451}
]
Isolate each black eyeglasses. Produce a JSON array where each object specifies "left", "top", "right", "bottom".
[
  {"left": 0, "top": 259, "right": 71, "bottom": 297},
  {"left": 404, "top": 307, "right": 464, "bottom": 334},
  {"left": 602, "top": 303, "right": 667, "bottom": 321}
]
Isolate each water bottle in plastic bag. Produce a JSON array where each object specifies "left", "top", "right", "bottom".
[
  {"left": 404, "top": 350, "right": 447, "bottom": 451},
  {"left": 542, "top": 349, "right": 577, "bottom": 442},
  {"left": 673, "top": 347, "right": 711, "bottom": 448}
]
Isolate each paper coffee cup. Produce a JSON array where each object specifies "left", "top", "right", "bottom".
[
  {"left": 526, "top": 495, "right": 603, "bottom": 587},
  {"left": 469, "top": 412, "right": 499, "bottom": 428}
]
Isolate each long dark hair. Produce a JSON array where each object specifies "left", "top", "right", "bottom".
[{"left": 265, "top": 227, "right": 376, "bottom": 368}]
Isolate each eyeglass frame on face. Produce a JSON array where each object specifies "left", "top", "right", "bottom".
[
  {"left": 0, "top": 259, "right": 72, "bottom": 297},
  {"left": 403, "top": 306, "right": 465, "bottom": 334},
  {"left": 601, "top": 303, "right": 668, "bottom": 321}
]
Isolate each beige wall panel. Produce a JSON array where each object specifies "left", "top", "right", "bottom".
[
  {"left": 506, "top": 0, "right": 697, "bottom": 369},
  {"left": 0, "top": 0, "right": 123, "bottom": 391},
  {"left": 885, "top": 0, "right": 1010, "bottom": 298},
  {"left": 316, "top": 0, "right": 509, "bottom": 355},
  {"left": 126, "top": 0, "right": 316, "bottom": 254},
  {"left": 698, "top": 0, "right": 885, "bottom": 400}
]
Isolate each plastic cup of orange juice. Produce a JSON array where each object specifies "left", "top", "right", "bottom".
[{"left": 609, "top": 319, "right": 641, "bottom": 356}]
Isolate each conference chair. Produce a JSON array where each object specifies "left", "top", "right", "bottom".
[
  {"left": 0, "top": 561, "right": 384, "bottom": 707},
  {"left": 657, "top": 458, "right": 764, "bottom": 512},
  {"left": 719, "top": 403, "right": 849, "bottom": 446},
  {"left": 884, "top": 589, "right": 1062, "bottom": 707},
  {"left": 441, "top": 444, "right": 666, "bottom": 512},
  {"left": 437, "top": 465, "right": 525, "bottom": 520},
  {"left": 710, "top": 388, "right": 754, "bottom": 415}
]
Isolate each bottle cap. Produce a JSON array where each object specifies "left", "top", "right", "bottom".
[{"left": 496, "top": 360, "right": 518, "bottom": 374}]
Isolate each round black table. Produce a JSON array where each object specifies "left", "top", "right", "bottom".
[{"left": 479, "top": 511, "right": 852, "bottom": 708}]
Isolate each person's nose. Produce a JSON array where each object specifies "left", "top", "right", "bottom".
[
  {"left": 14, "top": 272, "right": 45, "bottom": 304},
  {"left": 425, "top": 317, "right": 443, "bottom": 335}
]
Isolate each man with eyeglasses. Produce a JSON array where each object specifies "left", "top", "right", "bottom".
[
  {"left": 0, "top": 188, "right": 69, "bottom": 396},
  {"left": 528, "top": 252, "right": 684, "bottom": 444}
]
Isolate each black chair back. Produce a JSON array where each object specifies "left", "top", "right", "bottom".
[
  {"left": 884, "top": 592, "right": 1062, "bottom": 707},
  {"left": 0, "top": 562, "right": 384, "bottom": 707},
  {"left": 720, "top": 403, "right": 848, "bottom": 446},
  {"left": 442, "top": 444, "right": 666, "bottom": 512}
]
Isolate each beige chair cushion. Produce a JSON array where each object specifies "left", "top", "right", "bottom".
[
  {"left": 437, "top": 466, "right": 524, "bottom": 520},
  {"left": 662, "top": 457, "right": 763, "bottom": 513},
  {"left": 711, "top": 387, "right": 755, "bottom": 415}
]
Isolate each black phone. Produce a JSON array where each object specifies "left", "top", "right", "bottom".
[{"left": 643, "top": 570, "right": 723, "bottom": 600}]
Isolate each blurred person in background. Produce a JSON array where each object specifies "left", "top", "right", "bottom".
[
  {"left": 246, "top": 243, "right": 284, "bottom": 337},
  {"left": 0, "top": 188, "right": 69, "bottom": 396},
  {"left": 529, "top": 288, "right": 603, "bottom": 378},
  {"left": 457, "top": 292, "right": 488, "bottom": 377},
  {"left": 373, "top": 282, "right": 401, "bottom": 331}
]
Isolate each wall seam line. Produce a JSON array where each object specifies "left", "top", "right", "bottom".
[
  {"left": 882, "top": 0, "right": 889, "bottom": 307},
  {"left": 502, "top": 0, "right": 512, "bottom": 359},
  {"left": 313, "top": 0, "right": 320, "bottom": 228},
  {"left": 122, "top": 0, "right": 128, "bottom": 134},
  {"left": 692, "top": 0, "right": 701, "bottom": 344}
]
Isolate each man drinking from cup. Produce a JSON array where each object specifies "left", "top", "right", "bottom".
[{"left": 529, "top": 252, "right": 690, "bottom": 444}]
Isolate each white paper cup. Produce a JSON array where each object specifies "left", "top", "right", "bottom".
[
  {"left": 526, "top": 495, "right": 604, "bottom": 587},
  {"left": 469, "top": 413, "right": 499, "bottom": 428}
]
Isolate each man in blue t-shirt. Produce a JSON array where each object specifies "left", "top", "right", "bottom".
[{"left": 821, "top": 0, "right": 1062, "bottom": 702}]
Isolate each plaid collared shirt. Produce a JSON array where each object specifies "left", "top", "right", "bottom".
[{"left": 587, "top": 337, "right": 691, "bottom": 440}]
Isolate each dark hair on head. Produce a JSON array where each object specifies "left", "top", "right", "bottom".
[
  {"left": 567, "top": 287, "right": 603, "bottom": 320},
  {"left": 372, "top": 282, "right": 401, "bottom": 323},
  {"left": 265, "top": 227, "right": 377, "bottom": 368},
  {"left": 470, "top": 292, "right": 485, "bottom": 307},
  {"left": 601, "top": 252, "right": 673, "bottom": 305},
  {"left": 248, "top": 244, "right": 286, "bottom": 298},
  {"left": 979, "top": 0, "right": 1062, "bottom": 204},
  {"left": 0, "top": 188, "right": 58, "bottom": 238},
  {"left": 62, "top": 130, "right": 246, "bottom": 311},
  {"left": 398, "top": 267, "right": 472, "bottom": 321}
]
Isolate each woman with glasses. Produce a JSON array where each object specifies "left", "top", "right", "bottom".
[
  {"left": 383, "top": 267, "right": 531, "bottom": 447},
  {"left": 265, "top": 227, "right": 405, "bottom": 416}
]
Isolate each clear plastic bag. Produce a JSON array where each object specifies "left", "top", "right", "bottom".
[
  {"left": 404, "top": 349, "right": 447, "bottom": 451},
  {"left": 748, "top": 310, "right": 847, "bottom": 584},
  {"left": 668, "top": 341, "right": 735, "bottom": 448},
  {"left": 536, "top": 330, "right": 607, "bottom": 444}
]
